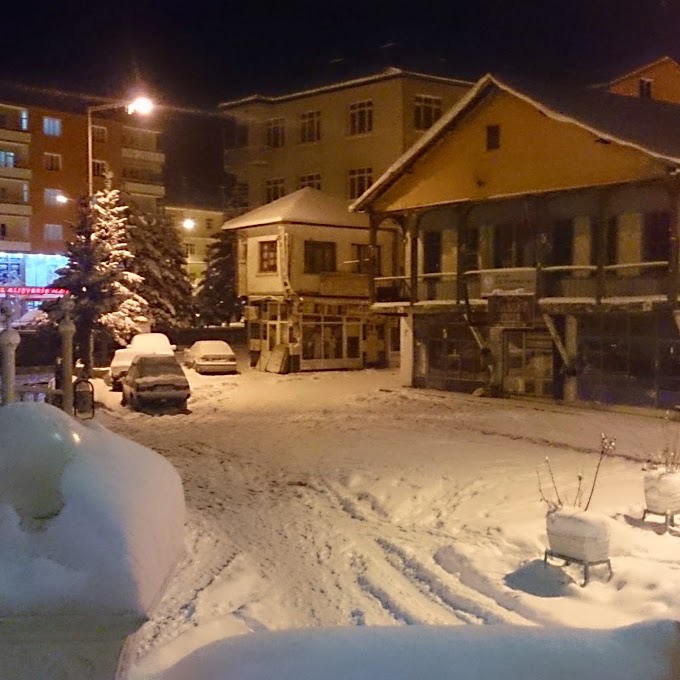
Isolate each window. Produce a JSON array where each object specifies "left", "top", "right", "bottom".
[
  {"left": 351, "top": 243, "right": 380, "bottom": 275},
  {"left": 486, "top": 124, "right": 500, "bottom": 151},
  {"left": 348, "top": 100, "right": 373, "bottom": 135},
  {"left": 20, "top": 110, "right": 28, "bottom": 131},
  {"left": 298, "top": 173, "right": 321, "bottom": 190},
  {"left": 265, "top": 118, "right": 285, "bottom": 147},
  {"left": 265, "top": 178, "right": 285, "bottom": 203},
  {"left": 205, "top": 218, "right": 214, "bottom": 231},
  {"left": 300, "top": 110, "right": 321, "bottom": 142},
  {"left": 92, "top": 159, "right": 108, "bottom": 177},
  {"left": 43, "top": 116, "right": 62, "bottom": 136},
  {"left": 184, "top": 243, "right": 196, "bottom": 257},
  {"left": 224, "top": 118, "right": 248, "bottom": 148},
  {"left": 44, "top": 188, "right": 63, "bottom": 206},
  {"left": 348, "top": 167, "right": 373, "bottom": 199},
  {"left": 643, "top": 211, "right": 671, "bottom": 262},
  {"left": 259, "top": 240, "right": 278, "bottom": 273},
  {"left": 92, "top": 125, "right": 108, "bottom": 143},
  {"left": 493, "top": 223, "right": 535, "bottom": 268},
  {"left": 43, "top": 152, "right": 62, "bottom": 171},
  {"left": 414, "top": 95, "right": 442, "bottom": 130},
  {"left": 229, "top": 181, "right": 249, "bottom": 209},
  {"left": 304, "top": 240, "right": 336, "bottom": 273},
  {"left": 0, "top": 150, "right": 16, "bottom": 168},
  {"left": 639, "top": 78, "right": 653, "bottom": 99},
  {"left": 590, "top": 217, "right": 619, "bottom": 266},
  {"left": 44, "top": 223, "right": 63, "bottom": 241}
]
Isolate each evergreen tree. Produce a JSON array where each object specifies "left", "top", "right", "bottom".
[
  {"left": 126, "top": 208, "right": 194, "bottom": 329},
  {"left": 194, "top": 229, "right": 239, "bottom": 326},
  {"left": 49, "top": 174, "right": 147, "bottom": 373}
]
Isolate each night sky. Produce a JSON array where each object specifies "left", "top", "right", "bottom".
[{"left": 5, "top": 0, "right": 680, "bottom": 108}]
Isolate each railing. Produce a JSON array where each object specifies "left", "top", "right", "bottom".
[
  {"left": 121, "top": 168, "right": 163, "bottom": 184},
  {"left": 374, "top": 275, "right": 410, "bottom": 303}
]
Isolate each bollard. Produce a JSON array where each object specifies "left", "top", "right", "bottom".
[{"left": 59, "top": 296, "right": 76, "bottom": 415}]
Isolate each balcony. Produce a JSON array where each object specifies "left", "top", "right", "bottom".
[
  {"left": 122, "top": 146, "right": 165, "bottom": 164},
  {"left": 0, "top": 197, "right": 31, "bottom": 217},
  {"left": 0, "top": 164, "right": 31, "bottom": 181},
  {"left": 0, "top": 112, "right": 30, "bottom": 144},
  {"left": 121, "top": 167, "right": 165, "bottom": 198}
]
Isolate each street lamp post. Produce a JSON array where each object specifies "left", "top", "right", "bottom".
[{"left": 86, "top": 96, "right": 153, "bottom": 198}]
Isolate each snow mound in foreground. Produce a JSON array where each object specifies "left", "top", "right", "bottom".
[
  {"left": 0, "top": 402, "right": 185, "bottom": 616},
  {"left": 147, "top": 620, "right": 680, "bottom": 680}
]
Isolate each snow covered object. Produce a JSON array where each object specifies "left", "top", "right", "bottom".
[
  {"left": 0, "top": 401, "right": 185, "bottom": 679},
  {"left": 546, "top": 507, "right": 611, "bottom": 563},
  {"left": 643, "top": 471, "right": 680, "bottom": 528}
]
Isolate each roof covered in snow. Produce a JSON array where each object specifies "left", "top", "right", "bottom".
[
  {"left": 351, "top": 73, "right": 680, "bottom": 211},
  {"left": 222, "top": 187, "right": 369, "bottom": 230},
  {"left": 219, "top": 67, "right": 472, "bottom": 108}
]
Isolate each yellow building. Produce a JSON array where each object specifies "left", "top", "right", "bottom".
[
  {"left": 223, "top": 187, "right": 400, "bottom": 372},
  {"left": 599, "top": 56, "right": 680, "bottom": 104},
  {"left": 165, "top": 204, "right": 223, "bottom": 286},
  {"left": 219, "top": 68, "right": 472, "bottom": 212},
  {"left": 353, "top": 73, "right": 680, "bottom": 409}
]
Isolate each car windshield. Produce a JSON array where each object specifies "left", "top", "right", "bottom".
[{"left": 137, "top": 358, "right": 184, "bottom": 378}]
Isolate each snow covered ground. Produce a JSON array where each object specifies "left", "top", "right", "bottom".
[{"left": 89, "top": 354, "right": 680, "bottom": 678}]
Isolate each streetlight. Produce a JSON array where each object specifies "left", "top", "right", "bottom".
[
  {"left": 86, "top": 95, "right": 154, "bottom": 197},
  {"left": 182, "top": 218, "right": 196, "bottom": 230}
]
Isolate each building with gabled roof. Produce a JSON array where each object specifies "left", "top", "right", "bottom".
[
  {"left": 352, "top": 73, "right": 680, "bottom": 409},
  {"left": 222, "top": 187, "right": 399, "bottom": 372},
  {"left": 595, "top": 55, "right": 680, "bottom": 104}
]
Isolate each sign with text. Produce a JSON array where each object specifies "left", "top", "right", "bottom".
[
  {"left": 487, "top": 294, "right": 536, "bottom": 326},
  {"left": 480, "top": 269, "right": 536, "bottom": 297},
  {"left": 0, "top": 286, "right": 67, "bottom": 297}
]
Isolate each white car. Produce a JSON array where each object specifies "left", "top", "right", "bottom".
[
  {"left": 184, "top": 340, "right": 237, "bottom": 374},
  {"left": 108, "top": 333, "right": 176, "bottom": 391}
]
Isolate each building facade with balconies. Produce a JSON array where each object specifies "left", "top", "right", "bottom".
[
  {"left": 219, "top": 67, "right": 472, "bottom": 215},
  {"left": 353, "top": 74, "right": 680, "bottom": 410},
  {"left": 0, "top": 84, "right": 165, "bottom": 310}
]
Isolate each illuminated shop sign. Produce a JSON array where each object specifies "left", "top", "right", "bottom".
[{"left": 0, "top": 286, "right": 68, "bottom": 296}]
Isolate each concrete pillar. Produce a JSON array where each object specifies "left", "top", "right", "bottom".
[
  {"left": 59, "top": 296, "right": 76, "bottom": 415},
  {"left": 400, "top": 313, "right": 414, "bottom": 387},
  {"left": 0, "top": 299, "right": 20, "bottom": 405},
  {"left": 564, "top": 314, "right": 578, "bottom": 403}
]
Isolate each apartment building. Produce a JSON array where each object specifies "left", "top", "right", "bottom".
[
  {"left": 165, "top": 204, "right": 223, "bottom": 285},
  {"left": 219, "top": 67, "right": 473, "bottom": 212},
  {"left": 0, "top": 84, "right": 164, "bottom": 309},
  {"left": 353, "top": 73, "right": 680, "bottom": 410}
]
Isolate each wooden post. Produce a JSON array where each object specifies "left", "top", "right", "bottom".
[{"left": 666, "top": 182, "right": 680, "bottom": 305}]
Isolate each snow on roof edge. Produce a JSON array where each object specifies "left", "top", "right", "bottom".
[{"left": 351, "top": 73, "right": 680, "bottom": 213}]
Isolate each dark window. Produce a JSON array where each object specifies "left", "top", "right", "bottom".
[
  {"left": 486, "top": 124, "right": 500, "bottom": 151},
  {"left": 348, "top": 167, "right": 372, "bottom": 199},
  {"left": 493, "top": 223, "right": 535, "bottom": 268},
  {"left": 414, "top": 95, "right": 442, "bottom": 130},
  {"left": 224, "top": 117, "right": 248, "bottom": 148},
  {"left": 304, "top": 241, "right": 336, "bottom": 273},
  {"left": 300, "top": 111, "right": 321, "bottom": 142},
  {"left": 423, "top": 231, "right": 442, "bottom": 274},
  {"left": 265, "top": 118, "right": 285, "bottom": 148},
  {"left": 639, "top": 78, "right": 653, "bottom": 99},
  {"left": 348, "top": 100, "right": 373, "bottom": 135},
  {"left": 643, "top": 211, "right": 671, "bottom": 262},
  {"left": 590, "top": 217, "right": 618, "bottom": 266},
  {"left": 351, "top": 243, "right": 380, "bottom": 275},
  {"left": 551, "top": 219, "right": 574, "bottom": 266},
  {"left": 259, "top": 240, "right": 278, "bottom": 273}
]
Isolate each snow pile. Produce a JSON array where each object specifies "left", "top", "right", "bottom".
[
  {"left": 144, "top": 620, "right": 680, "bottom": 680},
  {"left": 0, "top": 402, "right": 185, "bottom": 616}
]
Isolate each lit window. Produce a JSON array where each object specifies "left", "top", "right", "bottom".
[
  {"left": 92, "top": 159, "right": 108, "bottom": 177},
  {"left": 92, "top": 125, "right": 108, "bottom": 143},
  {"left": 44, "top": 188, "right": 64, "bottom": 205},
  {"left": 0, "top": 150, "right": 16, "bottom": 168},
  {"left": 43, "top": 153, "right": 62, "bottom": 171},
  {"left": 265, "top": 118, "right": 285, "bottom": 148},
  {"left": 43, "top": 117, "right": 62, "bottom": 136},
  {"left": 300, "top": 111, "right": 321, "bottom": 143},
  {"left": 414, "top": 95, "right": 442, "bottom": 130},
  {"left": 44, "top": 223, "right": 63, "bottom": 241},
  {"left": 348, "top": 167, "right": 373, "bottom": 199},
  {"left": 304, "top": 240, "right": 336, "bottom": 273},
  {"left": 265, "top": 178, "right": 285, "bottom": 203},
  {"left": 298, "top": 173, "right": 321, "bottom": 190},
  {"left": 259, "top": 240, "right": 278, "bottom": 273},
  {"left": 20, "top": 110, "right": 28, "bottom": 131},
  {"left": 349, "top": 100, "right": 373, "bottom": 135},
  {"left": 486, "top": 124, "right": 500, "bottom": 151}
]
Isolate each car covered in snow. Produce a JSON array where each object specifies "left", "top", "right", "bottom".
[
  {"left": 108, "top": 333, "right": 176, "bottom": 390},
  {"left": 121, "top": 354, "right": 190, "bottom": 411},
  {"left": 184, "top": 340, "right": 237, "bottom": 374}
]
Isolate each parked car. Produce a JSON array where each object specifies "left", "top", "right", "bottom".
[
  {"left": 121, "top": 354, "right": 190, "bottom": 411},
  {"left": 184, "top": 340, "right": 237, "bottom": 374},
  {"left": 108, "top": 333, "right": 176, "bottom": 391}
]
